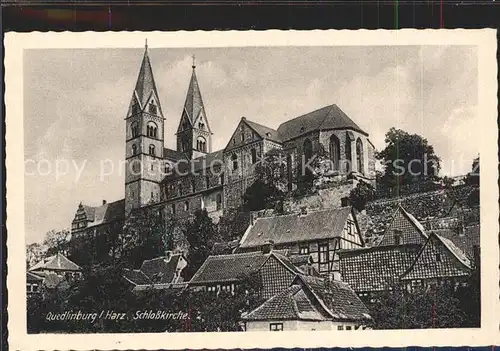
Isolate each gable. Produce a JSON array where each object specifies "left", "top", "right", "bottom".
[
  {"left": 177, "top": 112, "right": 193, "bottom": 134},
  {"left": 224, "top": 119, "right": 263, "bottom": 151},
  {"left": 340, "top": 212, "right": 364, "bottom": 247},
  {"left": 193, "top": 108, "right": 212, "bottom": 133},
  {"left": 378, "top": 207, "right": 427, "bottom": 247},
  {"left": 260, "top": 254, "right": 298, "bottom": 299},
  {"left": 401, "top": 235, "right": 471, "bottom": 281}
]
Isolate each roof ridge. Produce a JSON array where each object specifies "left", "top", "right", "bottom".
[
  {"left": 277, "top": 104, "right": 334, "bottom": 127},
  {"left": 254, "top": 206, "right": 351, "bottom": 222}
]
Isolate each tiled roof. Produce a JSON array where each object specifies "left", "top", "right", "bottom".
[
  {"left": 242, "top": 284, "right": 327, "bottom": 321},
  {"left": 401, "top": 233, "right": 472, "bottom": 281},
  {"left": 244, "top": 118, "right": 281, "bottom": 143},
  {"left": 338, "top": 244, "right": 420, "bottom": 292},
  {"left": 140, "top": 255, "right": 182, "bottom": 284},
  {"left": 433, "top": 225, "right": 480, "bottom": 260},
  {"left": 163, "top": 148, "right": 187, "bottom": 162},
  {"left": 239, "top": 207, "right": 352, "bottom": 249},
  {"left": 378, "top": 205, "right": 428, "bottom": 247},
  {"left": 189, "top": 250, "right": 292, "bottom": 285},
  {"left": 123, "top": 269, "right": 153, "bottom": 286},
  {"left": 277, "top": 104, "right": 367, "bottom": 142},
  {"left": 297, "top": 275, "right": 372, "bottom": 322},
  {"left": 29, "top": 253, "right": 82, "bottom": 272},
  {"left": 27, "top": 272, "right": 44, "bottom": 283}
]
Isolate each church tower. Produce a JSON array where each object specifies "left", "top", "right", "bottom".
[
  {"left": 125, "top": 42, "right": 165, "bottom": 214},
  {"left": 176, "top": 56, "right": 213, "bottom": 159}
]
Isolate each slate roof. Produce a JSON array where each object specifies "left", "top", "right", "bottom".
[
  {"left": 401, "top": 233, "right": 472, "bottom": 281},
  {"left": 123, "top": 253, "right": 185, "bottom": 286},
  {"left": 239, "top": 207, "right": 352, "bottom": 249},
  {"left": 338, "top": 244, "right": 421, "bottom": 292},
  {"left": 133, "top": 46, "right": 162, "bottom": 115},
  {"left": 244, "top": 118, "right": 281, "bottom": 143},
  {"left": 242, "top": 284, "right": 327, "bottom": 321},
  {"left": 27, "top": 271, "right": 44, "bottom": 283},
  {"left": 276, "top": 104, "right": 368, "bottom": 142},
  {"left": 163, "top": 150, "right": 224, "bottom": 181},
  {"left": 80, "top": 199, "right": 125, "bottom": 227},
  {"left": 297, "top": 275, "right": 372, "bottom": 322},
  {"left": 29, "top": 253, "right": 82, "bottom": 272},
  {"left": 183, "top": 67, "right": 206, "bottom": 124},
  {"left": 189, "top": 250, "right": 294, "bottom": 285},
  {"left": 433, "top": 225, "right": 480, "bottom": 260},
  {"left": 163, "top": 148, "right": 187, "bottom": 162},
  {"left": 243, "top": 275, "right": 372, "bottom": 322}
]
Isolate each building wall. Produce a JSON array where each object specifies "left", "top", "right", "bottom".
[{"left": 243, "top": 319, "right": 364, "bottom": 331}]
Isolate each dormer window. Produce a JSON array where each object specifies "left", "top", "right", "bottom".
[{"left": 148, "top": 101, "right": 157, "bottom": 115}]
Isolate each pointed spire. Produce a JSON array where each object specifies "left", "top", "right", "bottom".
[
  {"left": 183, "top": 57, "right": 205, "bottom": 123},
  {"left": 132, "top": 43, "right": 160, "bottom": 112},
  {"left": 191, "top": 54, "right": 196, "bottom": 69}
]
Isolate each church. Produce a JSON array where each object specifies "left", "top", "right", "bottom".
[{"left": 71, "top": 43, "right": 376, "bottom": 240}]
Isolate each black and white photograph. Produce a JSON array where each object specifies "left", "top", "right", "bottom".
[{"left": 5, "top": 30, "right": 498, "bottom": 349}]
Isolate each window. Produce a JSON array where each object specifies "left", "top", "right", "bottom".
[
  {"left": 219, "top": 174, "right": 224, "bottom": 185},
  {"left": 286, "top": 154, "right": 293, "bottom": 191},
  {"left": 205, "top": 175, "right": 210, "bottom": 189},
  {"left": 356, "top": 138, "right": 364, "bottom": 174},
  {"left": 303, "top": 138, "right": 313, "bottom": 161},
  {"left": 148, "top": 101, "right": 157, "bottom": 115},
  {"left": 132, "top": 144, "right": 137, "bottom": 155},
  {"left": 32, "top": 284, "right": 39, "bottom": 292},
  {"left": 346, "top": 326, "right": 352, "bottom": 331},
  {"left": 216, "top": 193, "right": 222, "bottom": 210},
  {"left": 198, "top": 122, "right": 205, "bottom": 130},
  {"left": 338, "top": 326, "right": 344, "bottom": 331},
  {"left": 149, "top": 144, "right": 156, "bottom": 156},
  {"left": 197, "top": 137, "right": 207, "bottom": 152},
  {"left": 171, "top": 204, "right": 176, "bottom": 214},
  {"left": 191, "top": 179, "right": 195, "bottom": 193},
  {"left": 231, "top": 153, "right": 238, "bottom": 171},
  {"left": 346, "top": 220, "right": 354, "bottom": 235},
  {"left": 251, "top": 148, "right": 257, "bottom": 164},
  {"left": 147, "top": 122, "right": 158, "bottom": 138},
  {"left": 221, "top": 284, "right": 232, "bottom": 293},
  {"left": 319, "top": 243, "right": 329, "bottom": 272},
  {"left": 131, "top": 122, "right": 139, "bottom": 138},
  {"left": 436, "top": 252, "right": 441, "bottom": 262},
  {"left": 184, "top": 201, "right": 189, "bottom": 211},
  {"left": 151, "top": 191, "right": 154, "bottom": 200},
  {"left": 241, "top": 132, "right": 245, "bottom": 142},
  {"left": 393, "top": 230, "right": 402, "bottom": 245},
  {"left": 411, "top": 279, "right": 423, "bottom": 288},
  {"left": 178, "top": 183, "right": 182, "bottom": 196},
  {"left": 299, "top": 244, "right": 309, "bottom": 255},
  {"left": 270, "top": 323, "right": 283, "bottom": 331},
  {"left": 207, "top": 285, "right": 217, "bottom": 293},
  {"left": 345, "top": 135, "right": 352, "bottom": 173},
  {"left": 329, "top": 134, "right": 341, "bottom": 170},
  {"left": 181, "top": 140, "right": 189, "bottom": 152}
]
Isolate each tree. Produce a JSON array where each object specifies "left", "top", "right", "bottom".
[
  {"left": 376, "top": 128, "right": 441, "bottom": 189},
  {"left": 243, "top": 148, "right": 288, "bottom": 212},
  {"left": 26, "top": 242, "right": 45, "bottom": 269},
  {"left": 121, "top": 205, "right": 173, "bottom": 268},
  {"left": 43, "top": 229, "right": 70, "bottom": 256},
  {"left": 349, "top": 180, "right": 375, "bottom": 211},
  {"left": 183, "top": 209, "right": 220, "bottom": 279}
]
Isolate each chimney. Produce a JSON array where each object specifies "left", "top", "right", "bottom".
[
  {"left": 261, "top": 240, "right": 274, "bottom": 254},
  {"left": 102, "top": 199, "right": 107, "bottom": 205},
  {"left": 165, "top": 250, "right": 172, "bottom": 262}
]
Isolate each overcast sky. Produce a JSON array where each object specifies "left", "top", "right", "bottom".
[{"left": 24, "top": 45, "right": 478, "bottom": 244}]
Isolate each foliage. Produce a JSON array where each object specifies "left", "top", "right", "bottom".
[
  {"left": 242, "top": 148, "right": 288, "bottom": 213},
  {"left": 121, "top": 205, "right": 174, "bottom": 268},
  {"left": 217, "top": 208, "right": 251, "bottom": 242},
  {"left": 183, "top": 209, "right": 220, "bottom": 280},
  {"left": 349, "top": 180, "right": 375, "bottom": 211},
  {"left": 376, "top": 128, "right": 441, "bottom": 189},
  {"left": 441, "top": 176, "right": 454, "bottom": 189},
  {"left": 43, "top": 229, "right": 70, "bottom": 256},
  {"left": 296, "top": 144, "right": 329, "bottom": 193},
  {"left": 369, "top": 278, "right": 480, "bottom": 329},
  {"left": 26, "top": 242, "right": 46, "bottom": 269}
]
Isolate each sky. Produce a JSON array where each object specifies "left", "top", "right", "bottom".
[{"left": 24, "top": 45, "right": 478, "bottom": 244}]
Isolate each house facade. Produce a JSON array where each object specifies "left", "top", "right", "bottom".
[{"left": 237, "top": 207, "right": 364, "bottom": 276}]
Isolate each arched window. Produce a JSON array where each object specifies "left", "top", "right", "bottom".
[
  {"left": 147, "top": 122, "right": 158, "bottom": 138},
  {"left": 231, "top": 153, "right": 238, "bottom": 171},
  {"left": 132, "top": 144, "right": 137, "bottom": 155},
  {"left": 303, "top": 138, "right": 313, "bottom": 161},
  {"left": 251, "top": 148, "right": 257, "bottom": 164},
  {"left": 356, "top": 138, "right": 364, "bottom": 174},
  {"left": 184, "top": 201, "right": 189, "bottom": 211},
  {"left": 149, "top": 144, "right": 156, "bottom": 156},
  {"left": 198, "top": 122, "right": 205, "bottom": 130},
  {"left": 216, "top": 193, "right": 222, "bottom": 210},
  {"left": 345, "top": 138, "right": 352, "bottom": 173},
  {"left": 205, "top": 175, "right": 210, "bottom": 189},
  {"left": 191, "top": 178, "right": 196, "bottom": 193},
  {"left": 172, "top": 203, "right": 176, "bottom": 215},
  {"left": 178, "top": 182, "right": 182, "bottom": 196},
  {"left": 197, "top": 137, "right": 207, "bottom": 153},
  {"left": 131, "top": 122, "right": 139, "bottom": 138},
  {"left": 329, "top": 134, "right": 341, "bottom": 171},
  {"left": 287, "top": 154, "right": 293, "bottom": 191}
]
